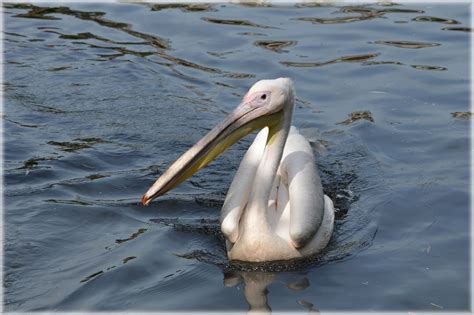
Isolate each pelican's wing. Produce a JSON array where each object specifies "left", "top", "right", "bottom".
[
  {"left": 281, "top": 127, "right": 325, "bottom": 248},
  {"left": 220, "top": 128, "right": 268, "bottom": 243}
]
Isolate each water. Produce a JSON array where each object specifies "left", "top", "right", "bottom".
[{"left": 3, "top": 2, "right": 471, "bottom": 312}]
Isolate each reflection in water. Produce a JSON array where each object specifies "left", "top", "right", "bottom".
[
  {"left": 442, "top": 26, "right": 473, "bottom": 32},
  {"left": 412, "top": 15, "right": 460, "bottom": 24},
  {"left": 225, "top": 272, "right": 274, "bottom": 313},
  {"left": 80, "top": 270, "right": 104, "bottom": 283},
  {"left": 363, "top": 60, "right": 404, "bottom": 66},
  {"left": 7, "top": 3, "right": 170, "bottom": 49},
  {"left": 296, "top": 5, "right": 424, "bottom": 25},
  {"left": 451, "top": 111, "right": 472, "bottom": 119},
  {"left": 371, "top": 40, "right": 440, "bottom": 49},
  {"left": 235, "top": 2, "right": 273, "bottom": 8},
  {"left": 254, "top": 40, "right": 297, "bottom": 53},
  {"left": 4, "top": 2, "right": 455, "bottom": 81},
  {"left": 287, "top": 277, "right": 310, "bottom": 291},
  {"left": 79, "top": 256, "right": 136, "bottom": 283},
  {"left": 410, "top": 64, "right": 447, "bottom": 71},
  {"left": 4, "top": 3, "right": 256, "bottom": 79},
  {"left": 52, "top": 30, "right": 147, "bottom": 45},
  {"left": 47, "top": 137, "right": 110, "bottom": 152},
  {"left": 363, "top": 60, "right": 448, "bottom": 72},
  {"left": 115, "top": 228, "right": 147, "bottom": 244},
  {"left": 337, "top": 111, "right": 374, "bottom": 125},
  {"left": 201, "top": 17, "right": 274, "bottom": 29},
  {"left": 281, "top": 53, "right": 380, "bottom": 68},
  {"left": 224, "top": 271, "right": 319, "bottom": 314},
  {"left": 296, "top": 15, "right": 374, "bottom": 24},
  {"left": 149, "top": 3, "right": 217, "bottom": 12}
]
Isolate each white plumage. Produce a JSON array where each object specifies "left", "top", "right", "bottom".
[
  {"left": 222, "top": 126, "right": 334, "bottom": 262},
  {"left": 143, "top": 78, "right": 335, "bottom": 262}
]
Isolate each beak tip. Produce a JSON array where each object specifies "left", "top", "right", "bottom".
[{"left": 141, "top": 194, "right": 150, "bottom": 206}]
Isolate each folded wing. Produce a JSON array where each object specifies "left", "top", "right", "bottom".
[{"left": 281, "top": 127, "right": 325, "bottom": 248}]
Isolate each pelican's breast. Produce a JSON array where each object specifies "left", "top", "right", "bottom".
[{"left": 228, "top": 205, "right": 302, "bottom": 262}]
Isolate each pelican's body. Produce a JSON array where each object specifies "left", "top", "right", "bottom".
[
  {"left": 143, "top": 78, "right": 335, "bottom": 262},
  {"left": 223, "top": 127, "right": 334, "bottom": 261}
]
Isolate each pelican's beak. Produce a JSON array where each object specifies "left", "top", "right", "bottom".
[{"left": 142, "top": 103, "right": 282, "bottom": 205}]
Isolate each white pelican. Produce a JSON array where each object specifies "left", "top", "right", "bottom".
[{"left": 142, "top": 78, "right": 335, "bottom": 262}]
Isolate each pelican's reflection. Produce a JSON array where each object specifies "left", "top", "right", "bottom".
[{"left": 224, "top": 271, "right": 319, "bottom": 314}]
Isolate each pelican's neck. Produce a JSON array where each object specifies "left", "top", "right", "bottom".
[{"left": 246, "top": 105, "right": 293, "bottom": 220}]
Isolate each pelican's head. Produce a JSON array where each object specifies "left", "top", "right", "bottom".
[
  {"left": 244, "top": 77, "right": 294, "bottom": 114},
  {"left": 142, "top": 77, "right": 295, "bottom": 205}
]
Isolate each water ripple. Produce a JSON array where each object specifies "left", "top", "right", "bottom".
[
  {"left": 3, "top": 2, "right": 470, "bottom": 312},
  {"left": 254, "top": 40, "right": 297, "bottom": 53},
  {"left": 6, "top": 3, "right": 171, "bottom": 49},
  {"left": 7, "top": 3, "right": 256, "bottom": 80},
  {"left": 201, "top": 17, "right": 275, "bottom": 29},
  {"left": 150, "top": 3, "right": 217, "bottom": 13},
  {"left": 296, "top": 4, "right": 425, "bottom": 25},
  {"left": 371, "top": 40, "right": 440, "bottom": 49},
  {"left": 442, "top": 26, "right": 472, "bottom": 32},
  {"left": 281, "top": 53, "right": 380, "bottom": 68},
  {"left": 413, "top": 15, "right": 461, "bottom": 24}
]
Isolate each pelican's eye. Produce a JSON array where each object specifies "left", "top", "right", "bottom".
[{"left": 248, "top": 91, "right": 271, "bottom": 107}]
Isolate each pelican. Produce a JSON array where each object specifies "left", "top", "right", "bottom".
[{"left": 142, "top": 78, "right": 335, "bottom": 262}]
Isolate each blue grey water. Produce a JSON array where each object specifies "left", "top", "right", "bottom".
[{"left": 3, "top": 2, "right": 471, "bottom": 312}]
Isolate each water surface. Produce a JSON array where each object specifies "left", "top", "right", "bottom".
[{"left": 3, "top": 2, "right": 471, "bottom": 312}]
